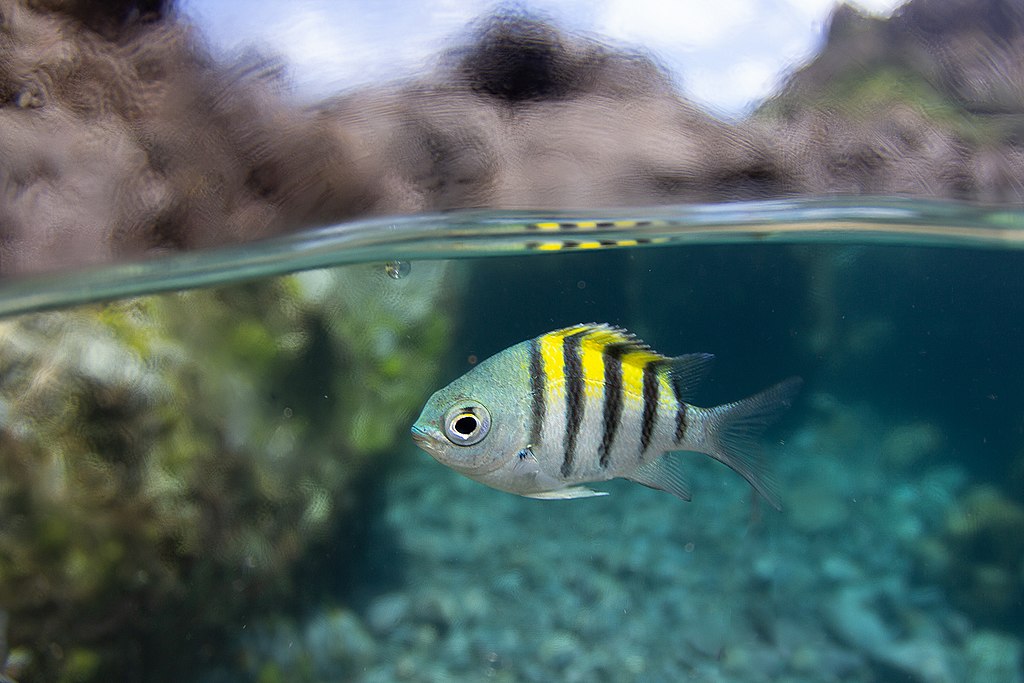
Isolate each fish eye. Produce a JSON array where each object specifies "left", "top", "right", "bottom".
[{"left": 443, "top": 404, "right": 490, "bottom": 446}]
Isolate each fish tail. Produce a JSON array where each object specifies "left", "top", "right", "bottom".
[{"left": 699, "top": 377, "right": 802, "bottom": 511}]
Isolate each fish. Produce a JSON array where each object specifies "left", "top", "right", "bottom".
[
  {"left": 523, "top": 219, "right": 669, "bottom": 252},
  {"left": 411, "top": 323, "right": 801, "bottom": 506}
]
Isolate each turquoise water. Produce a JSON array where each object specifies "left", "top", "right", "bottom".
[
  {"left": 1, "top": 198, "right": 1022, "bottom": 318},
  {"left": 2, "top": 199, "right": 1024, "bottom": 682}
]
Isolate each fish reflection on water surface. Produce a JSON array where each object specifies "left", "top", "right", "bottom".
[{"left": 412, "top": 324, "right": 801, "bottom": 505}]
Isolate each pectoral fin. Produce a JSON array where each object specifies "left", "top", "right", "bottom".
[
  {"left": 513, "top": 447, "right": 542, "bottom": 473},
  {"left": 524, "top": 486, "right": 609, "bottom": 500}
]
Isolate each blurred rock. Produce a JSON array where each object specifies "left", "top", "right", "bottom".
[
  {"left": 0, "top": 264, "right": 454, "bottom": 681},
  {"left": 304, "top": 609, "right": 376, "bottom": 678},
  {"left": 366, "top": 593, "right": 411, "bottom": 637},
  {"left": 762, "top": 0, "right": 1024, "bottom": 202},
  {"left": 825, "top": 585, "right": 954, "bottom": 683},
  {"left": 916, "top": 485, "right": 1024, "bottom": 631},
  {"left": 0, "top": 0, "right": 386, "bottom": 274},
  {"left": 787, "top": 481, "right": 852, "bottom": 534},
  {"left": 881, "top": 422, "right": 946, "bottom": 468},
  {"left": 965, "top": 630, "right": 1024, "bottom": 683}
]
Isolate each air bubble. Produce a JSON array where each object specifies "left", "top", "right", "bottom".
[{"left": 384, "top": 260, "right": 411, "bottom": 279}]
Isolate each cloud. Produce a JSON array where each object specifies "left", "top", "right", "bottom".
[
  {"left": 184, "top": 0, "right": 483, "bottom": 94},
  {"left": 183, "top": 0, "right": 911, "bottom": 112},
  {"left": 686, "top": 58, "right": 783, "bottom": 116},
  {"left": 596, "top": 0, "right": 757, "bottom": 50}
]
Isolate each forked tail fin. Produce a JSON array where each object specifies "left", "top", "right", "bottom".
[{"left": 700, "top": 377, "right": 802, "bottom": 510}]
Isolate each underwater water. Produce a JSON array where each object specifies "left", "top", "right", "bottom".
[{"left": 1, "top": 199, "right": 1024, "bottom": 682}]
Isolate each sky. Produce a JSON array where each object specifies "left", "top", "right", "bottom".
[{"left": 181, "top": 0, "right": 908, "bottom": 117}]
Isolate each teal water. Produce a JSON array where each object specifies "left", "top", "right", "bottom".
[
  {"left": 1, "top": 198, "right": 1023, "bottom": 318},
  {"left": 1, "top": 199, "right": 1024, "bottom": 682}
]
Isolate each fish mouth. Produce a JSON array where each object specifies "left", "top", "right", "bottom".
[{"left": 410, "top": 426, "right": 439, "bottom": 455}]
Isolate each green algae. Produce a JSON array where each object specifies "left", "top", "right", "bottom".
[{"left": 0, "top": 262, "right": 457, "bottom": 681}]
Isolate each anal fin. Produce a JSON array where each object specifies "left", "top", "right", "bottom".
[
  {"left": 626, "top": 454, "right": 692, "bottom": 501},
  {"left": 523, "top": 486, "right": 609, "bottom": 500}
]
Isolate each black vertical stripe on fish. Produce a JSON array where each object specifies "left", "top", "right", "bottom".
[
  {"left": 640, "top": 361, "right": 660, "bottom": 455},
  {"left": 673, "top": 389, "right": 688, "bottom": 444},
  {"left": 599, "top": 343, "right": 628, "bottom": 468},
  {"left": 528, "top": 337, "right": 545, "bottom": 447},
  {"left": 561, "top": 330, "right": 586, "bottom": 477}
]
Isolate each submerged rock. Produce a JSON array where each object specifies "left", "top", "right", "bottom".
[
  {"left": 825, "top": 585, "right": 954, "bottom": 683},
  {"left": 304, "top": 609, "right": 377, "bottom": 678},
  {"left": 786, "top": 481, "right": 852, "bottom": 534},
  {"left": 965, "top": 631, "right": 1024, "bottom": 683},
  {"left": 881, "top": 422, "right": 946, "bottom": 468},
  {"left": 365, "top": 593, "right": 411, "bottom": 637},
  {"left": 0, "top": 264, "right": 455, "bottom": 681},
  {"left": 917, "top": 485, "right": 1024, "bottom": 629}
]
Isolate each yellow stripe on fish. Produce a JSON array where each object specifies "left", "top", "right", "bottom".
[
  {"left": 576, "top": 325, "right": 632, "bottom": 399},
  {"left": 524, "top": 219, "right": 669, "bottom": 252},
  {"left": 539, "top": 325, "right": 664, "bottom": 392},
  {"left": 531, "top": 325, "right": 682, "bottom": 477},
  {"left": 526, "top": 220, "right": 654, "bottom": 231},
  {"left": 536, "top": 325, "right": 589, "bottom": 400},
  {"left": 579, "top": 341, "right": 605, "bottom": 399}
]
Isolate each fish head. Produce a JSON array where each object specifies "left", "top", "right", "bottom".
[{"left": 411, "top": 343, "right": 531, "bottom": 480}]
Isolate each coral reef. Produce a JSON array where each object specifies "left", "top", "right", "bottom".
[{"left": 0, "top": 262, "right": 455, "bottom": 681}]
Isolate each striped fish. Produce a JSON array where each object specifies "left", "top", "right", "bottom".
[
  {"left": 411, "top": 324, "right": 801, "bottom": 507},
  {"left": 523, "top": 219, "right": 669, "bottom": 252}
]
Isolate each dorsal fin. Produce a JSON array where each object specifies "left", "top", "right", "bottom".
[
  {"left": 546, "top": 323, "right": 647, "bottom": 346},
  {"left": 550, "top": 323, "right": 664, "bottom": 358},
  {"left": 664, "top": 353, "right": 715, "bottom": 403},
  {"left": 538, "top": 325, "right": 710, "bottom": 389}
]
